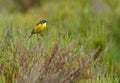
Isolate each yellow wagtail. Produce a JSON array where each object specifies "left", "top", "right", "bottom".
[{"left": 28, "top": 19, "right": 48, "bottom": 40}]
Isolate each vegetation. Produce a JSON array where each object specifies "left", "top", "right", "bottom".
[{"left": 0, "top": 0, "right": 120, "bottom": 83}]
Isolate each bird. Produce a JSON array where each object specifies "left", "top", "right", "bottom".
[{"left": 28, "top": 19, "right": 48, "bottom": 40}]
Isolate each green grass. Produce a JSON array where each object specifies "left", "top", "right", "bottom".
[{"left": 0, "top": 0, "right": 120, "bottom": 83}]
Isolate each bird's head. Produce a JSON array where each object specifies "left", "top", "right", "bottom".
[{"left": 40, "top": 20, "right": 48, "bottom": 24}]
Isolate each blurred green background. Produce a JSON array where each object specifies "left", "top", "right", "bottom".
[{"left": 0, "top": 0, "right": 120, "bottom": 83}]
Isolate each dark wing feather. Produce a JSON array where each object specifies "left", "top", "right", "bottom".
[{"left": 35, "top": 21, "right": 41, "bottom": 26}]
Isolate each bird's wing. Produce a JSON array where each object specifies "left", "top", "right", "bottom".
[{"left": 35, "top": 21, "right": 41, "bottom": 26}]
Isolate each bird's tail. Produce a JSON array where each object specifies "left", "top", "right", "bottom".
[{"left": 28, "top": 34, "right": 33, "bottom": 40}]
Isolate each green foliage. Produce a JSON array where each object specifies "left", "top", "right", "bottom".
[{"left": 0, "top": 0, "right": 120, "bottom": 82}]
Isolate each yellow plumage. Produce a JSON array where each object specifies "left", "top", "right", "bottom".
[
  {"left": 28, "top": 20, "right": 47, "bottom": 40},
  {"left": 34, "top": 23, "right": 46, "bottom": 33}
]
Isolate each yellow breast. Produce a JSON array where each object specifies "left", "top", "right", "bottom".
[{"left": 34, "top": 23, "right": 46, "bottom": 33}]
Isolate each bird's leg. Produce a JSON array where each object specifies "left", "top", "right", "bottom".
[
  {"left": 40, "top": 33, "right": 44, "bottom": 37},
  {"left": 37, "top": 33, "right": 44, "bottom": 41}
]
